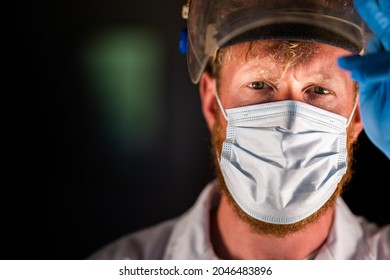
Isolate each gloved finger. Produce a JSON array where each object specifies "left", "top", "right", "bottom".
[
  {"left": 338, "top": 53, "right": 390, "bottom": 83},
  {"left": 359, "top": 79, "right": 390, "bottom": 108},
  {"left": 358, "top": 79, "right": 390, "bottom": 159},
  {"left": 352, "top": 66, "right": 389, "bottom": 84},
  {"left": 354, "top": 0, "right": 390, "bottom": 50},
  {"left": 338, "top": 52, "right": 390, "bottom": 70},
  {"left": 365, "top": 36, "right": 382, "bottom": 53},
  {"left": 379, "top": 0, "right": 390, "bottom": 13}
]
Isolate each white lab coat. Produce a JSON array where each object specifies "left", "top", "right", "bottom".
[{"left": 88, "top": 180, "right": 390, "bottom": 260}]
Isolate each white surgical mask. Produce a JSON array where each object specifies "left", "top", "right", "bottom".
[{"left": 216, "top": 96, "right": 356, "bottom": 224}]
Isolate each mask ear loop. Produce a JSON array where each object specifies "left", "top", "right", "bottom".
[
  {"left": 346, "top": 94, "right": 359, "bottom": 128},
  {"left": 213, "top": 81, "right": 228, "bottom": 162},
  {"left": 214, "top": 81, "right": 229, "bottom": 121},
  {"left": 345, "top": 51, "right": 363, "bottom": 128}
]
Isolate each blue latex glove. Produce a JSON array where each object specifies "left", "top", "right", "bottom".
[{"left": 338, "top": 0, "right": 390, "bottom": 159}]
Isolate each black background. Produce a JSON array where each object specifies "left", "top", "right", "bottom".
[{"left": 5, "top": 0, "right": 389, "bottom": 260}]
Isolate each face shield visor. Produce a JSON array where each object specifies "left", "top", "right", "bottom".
[{"left": 186, "top": 0, "right": 369, "bottom": 84}]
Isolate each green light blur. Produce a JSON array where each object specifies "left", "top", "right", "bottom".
[{"left": 83, "top": 28, "right": 164, "bottom": 153}]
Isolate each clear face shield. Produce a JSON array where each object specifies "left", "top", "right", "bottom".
[{"left": 184, "top": 0, "right": 370, "bottom": 84}]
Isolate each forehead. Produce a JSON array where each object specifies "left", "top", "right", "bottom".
[
  {"left": 216, "top": 40, "right": 353, "bottom": 82},
  {"left": 219, "top": 40, "right": 352, "bottom": 66}
]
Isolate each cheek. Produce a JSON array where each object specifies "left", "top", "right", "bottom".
[
  {"left": 321, "top": 81, "right": 356, "bottom": 118},
  {"left": 334, "top": 70, "right": 357, "bottom": 118},
  {"left": 304, "top": 94, "right": 339, "bottom": 113},
  {"left": 338, "top": 84, "right": 357, "bottom": 119}
]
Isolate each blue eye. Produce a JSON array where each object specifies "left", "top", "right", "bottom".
[
  {"left": 310, "top": 86, "right": 332, "bottom": 95},
  {"left": 249, "top": 81, "right": 269, "bottom": 89}
]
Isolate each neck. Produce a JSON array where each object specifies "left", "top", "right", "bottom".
[{"left": 211, "top": 194, "right": 334, "bottom": 260}]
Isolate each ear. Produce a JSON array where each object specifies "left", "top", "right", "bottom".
[
  {"left": 199, "top": 72, "right": 217, "bottom": 131},
  {"left": 352, "top": 104, "right": 363, "bottom": 141}
]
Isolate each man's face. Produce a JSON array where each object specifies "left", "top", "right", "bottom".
[{"left": 204, "top": 40, "right": 363, "bottom": 236}]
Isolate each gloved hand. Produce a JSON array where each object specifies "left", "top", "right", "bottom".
[{"left": 338, "top": 0, "right": 390, "bottom": 159}]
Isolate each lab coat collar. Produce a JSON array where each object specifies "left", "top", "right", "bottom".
[
  {"left": 162, "top": 180, "right": 220, "bottom": 259},
  {"left": 162, "top": 180, "right": 373, "bottom": 260},
  {"left": 315, "top": 198, "right": 373, "bottom": 259}
]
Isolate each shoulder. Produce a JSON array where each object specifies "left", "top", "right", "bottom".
[
  {"left": 357, "top": 216, "right": 390, "bottom": 259},
  {"left": 87, "top": 218, "right": 178, "bottom": 260},
  {"left": 87, "top": 180, "right": 220, "bottom": 260},
  {"left": 319, "top": 198, "right": 390, "bottom": 259}
]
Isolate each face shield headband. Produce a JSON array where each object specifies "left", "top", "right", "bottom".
[{"left": 184, "top": 0, "right": 369, "bottom": 84}]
